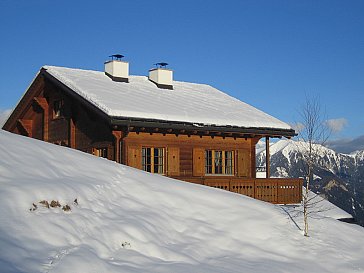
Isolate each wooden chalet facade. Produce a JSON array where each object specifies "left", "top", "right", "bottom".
[{"left": 3, "top": 59, "right": 303, "bottom": 204}]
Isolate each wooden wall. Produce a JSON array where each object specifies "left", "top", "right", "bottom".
[
  {"left": 123, "top": 132, "right": 259, "bottom": 179},
  {"left": 4, "top": 75, "right": 115, "bottom": 159}
]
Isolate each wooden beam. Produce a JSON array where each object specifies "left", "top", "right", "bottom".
[
  {"left": 112, "top": 130, "right": 123, "bottom": 163},
  {"left": 69, "top": 118, "right": 76, "bottom": 148},
  {"left": 33, "top": 97, "right": 48, "bottom": 109},
  {"left": 266, "top": 136, "right": 270, "bottom": 178},
  {"left": 33, "top": 97, "right": 49, "bottom": 141},
  {"left": 17, "top": 119, "right": 32, "bottom": 137}
]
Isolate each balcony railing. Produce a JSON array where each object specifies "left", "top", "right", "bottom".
[{"left": 178, "top": 177, "right": 303, "bottom": 204}]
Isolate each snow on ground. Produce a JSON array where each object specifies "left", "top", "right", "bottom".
[
  {"left": 0, "top": 130, "right": 364, "bottom": 273},
  {"left": 282, "top": 189, "right": 352, "bottom": 222}
]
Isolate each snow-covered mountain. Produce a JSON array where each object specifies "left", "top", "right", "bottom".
[
  {"left": 1, "top": 130, "right": 363, "bottom": 272},
  {"left": 257, "top": 139, "right": 364, "bottom": 225}
]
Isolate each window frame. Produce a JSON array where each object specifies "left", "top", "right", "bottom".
[
  {"left": 53, "top": 99, "right": 64, "bottom": 119},
  {"left": 142, "top": 147, "right": 166, "bottom": 175},
  {"left": 93, "top": 147, "right": 108, "bottom": 159},
  {"left": 205, "top": 149, "right": 234, "bottom": 176}
]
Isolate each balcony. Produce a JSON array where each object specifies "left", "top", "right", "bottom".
[{"left": 178, "top": 177, "right": 303, "bottom": 204}]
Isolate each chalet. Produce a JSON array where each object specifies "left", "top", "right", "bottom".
[{"left": 3, "top": 56, "right": 302, "bottom": 204}]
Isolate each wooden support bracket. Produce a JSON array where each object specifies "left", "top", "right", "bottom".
[{"left": 17, "top": 119, "right": 32, "bottom": 137}]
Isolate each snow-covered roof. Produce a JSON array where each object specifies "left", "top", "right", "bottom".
[{"left": 43, "top": 66, "right": 292, "bottom": 131}]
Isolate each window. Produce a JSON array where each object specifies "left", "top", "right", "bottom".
[
  {"left": 93, "top": 147, "right": 108, "bottom": 159},
  {"left": 225, "top": 150, "right": 234, "bottom": 174},
  {"left": 142, "top": 147, "right": 165, "bottom": 174},
  {"left": 205, "top": 150, "right": 213, "bottom": 174},
  {"left": 205, "top": 150, "right": 234, "bottom": 175},
  {"left": 53, "top": 100, "right": 64, "bottom": 118}
]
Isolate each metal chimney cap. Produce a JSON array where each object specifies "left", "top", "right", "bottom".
[
  {"left": 109, "top": 54, "right": 124, "bottom": 60},
  {"left": 154, "top": 62, "right": 169, "bottom": 68}
]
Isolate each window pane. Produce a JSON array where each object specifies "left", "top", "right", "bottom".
[
  {"left": 95, "top": 148, "right": 108, "bottom": 159},
  {"left": 214, "top": 151, "right": 223, "bottom": 174},
  {"left": 225, "top": 151, "right": 233, "bottom": 174},
  {"left": 205, "top": 150, "right": 212, "bottom": 174},
  {"left": 142, "top": 147, "right": 151, "bottom": 172},
  {"left": 154, "top": 148, "right": 164, "bottom": 174},
  {"left": 53, "top": 100, "right": 63, "bottom": 118}
]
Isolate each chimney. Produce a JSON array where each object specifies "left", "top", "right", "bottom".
[
  {"left": 149, "top": 62, "right": 173, "bottom": 89},
  {"left": 104, "top": 54, "right": 129, "bottom": 82}
]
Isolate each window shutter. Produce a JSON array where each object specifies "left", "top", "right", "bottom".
[
  {"left": 237, "top": 149, "right": 251, "bottom": 177},
  {"left": 127, "top": 145, "right": 141, "bottom": 169},
  {"left": 193, "top": 148, "right": 205, "bottom": 176},
  {"left": 167, "top": 147, "right": 180, "bottom": 176}
]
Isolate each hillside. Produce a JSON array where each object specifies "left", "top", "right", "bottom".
[
  {"left": 0, "top": 130, "right": 364, "bottom": 273},
  {"left": 257, "top": 139, "right": 364, "bottom": 225}
]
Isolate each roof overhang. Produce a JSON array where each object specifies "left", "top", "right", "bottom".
[{"left": 110, "top": 117, "right": 297, "bottom": 138}]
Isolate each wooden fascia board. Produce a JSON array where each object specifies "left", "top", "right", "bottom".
[
  {"left": 2, "top": 73, "right": 43, "bottom": 131},
  {"left": 41, "top": 68, "right": 110, "bottom": 123},
  {"left": 110, "top": 117, "right": 297, "bottom": 138}
]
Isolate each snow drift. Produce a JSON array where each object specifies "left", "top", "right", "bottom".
[{"left": 0, "top": 130, "right": 363, "bottom": 273}]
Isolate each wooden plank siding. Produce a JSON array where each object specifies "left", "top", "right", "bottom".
[
  {"left": 193, "top": 148, "right": 205, "bottom": 176},
  {"left": 167, "top": 146, "right": 180, "bottom": 176},
  {"left": 123, "top": 132, "right": 257, "bottom": 178},
  {"left": 237, "top": 149, "right": 250, "bottom": 177}
]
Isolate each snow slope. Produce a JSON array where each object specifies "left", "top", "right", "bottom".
[{"left": 1, "top": 130, "right": 364, "bottom": 273}]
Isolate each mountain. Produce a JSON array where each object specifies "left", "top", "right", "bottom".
[
  {"left": 257, "top": 139, "right": 364, "bottom": 225},
  {"left": 1, "top": 129, "right": 363, "bottom": 272}
]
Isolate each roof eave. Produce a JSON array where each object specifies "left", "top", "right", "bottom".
[{"left": 110, "top": 116, "right": 297, "bottom": 138}]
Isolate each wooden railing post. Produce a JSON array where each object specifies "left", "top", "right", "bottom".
[{"left": 266, "top": 136, "right": 270, "bottom": 178}]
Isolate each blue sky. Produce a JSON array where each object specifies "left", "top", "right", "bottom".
[{"left": 0, "top": 1, "right": 363, "bottom": 151}]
